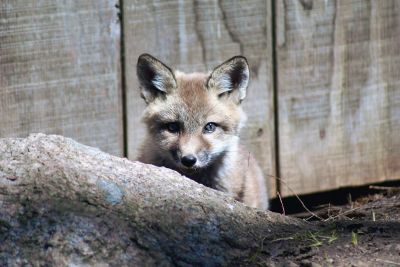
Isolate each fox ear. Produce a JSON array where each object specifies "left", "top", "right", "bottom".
[
  {"left": 207, "top": 56, "right": 250, "bottom": 104},
  {"left": 137, "top": 54, "right": 177, "bottom": 103}
]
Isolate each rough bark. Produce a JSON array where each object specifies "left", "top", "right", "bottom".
[{"left": 0, "top": 134, "right": 303, "bottom": 266}]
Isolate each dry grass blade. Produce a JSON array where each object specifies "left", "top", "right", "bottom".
[
  {"left": 276, "top": 191, "right": 285, "bottom": 215},
  {"left": 376, "top": 259, "right": 400, "bottom": 266},
  {"left": 267, "top": 174, "right": 323, "bottom": 221},
  {"left": 324, "top": 206, "right": 364, "bottom": 222}
]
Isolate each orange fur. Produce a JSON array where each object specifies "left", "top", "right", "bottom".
[{"left": 136, "top": 54, "right": 269, "bottom": 210}]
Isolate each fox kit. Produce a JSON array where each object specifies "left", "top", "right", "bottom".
[{"left": 136, "top": 54, "right": 269, "bottom": 210}]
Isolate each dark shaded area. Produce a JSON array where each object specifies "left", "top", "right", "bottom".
[
  {"left": 0, "top": 200, "right": 158, "bottom": 266},
  {"left": 270, "top": 180, "right": 400, "bottom": 215}
]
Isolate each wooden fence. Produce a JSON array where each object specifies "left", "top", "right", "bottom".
[{"left": 1, "top": 0, "right": 399, "bottom": 198}]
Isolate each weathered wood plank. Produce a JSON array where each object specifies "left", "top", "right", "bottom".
[
  {"left": 0, "top": 0, "right": 123, "bottom": 156},
  {"left": 277, "top": 0, "right": 400, "bottom": 196},
  {"left": 123, "top": 0, "right": 277, "bottom": 197}
]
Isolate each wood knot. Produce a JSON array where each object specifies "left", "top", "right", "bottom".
[{"left": 299, "top": 0, "right": 313, "bottom": 10}]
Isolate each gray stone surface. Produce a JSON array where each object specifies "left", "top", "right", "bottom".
[{"left": 0, "top": 134, "right": 301, "bottom": 266}]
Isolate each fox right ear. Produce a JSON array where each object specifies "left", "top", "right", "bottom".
[
  {"left": 137, "top": 54, "right": 176, "bottom": 104},
  {"left": 207, "top": 56, "right": 249, "bottom": 104}
]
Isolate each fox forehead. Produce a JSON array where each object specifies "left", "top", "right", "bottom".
[
  {"left": 174, "top": 71, "right": 211, "bottom": 109},
  {"left": 143, "top": 71, "right": 242, "bottom": 133}
]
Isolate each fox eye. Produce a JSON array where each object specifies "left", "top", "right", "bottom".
[
  {"left": 203, "top": 122, "right": 217, "bottom": 134},
  {"left": 165, "top": 122, "right": 180, "bottom": 133}
]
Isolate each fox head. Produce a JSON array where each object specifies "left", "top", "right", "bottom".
[{"left": 137, "top": 54, "right": 249, "bottom": 179}]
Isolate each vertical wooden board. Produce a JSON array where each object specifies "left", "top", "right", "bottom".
[
  {"left": 0, "top": 0, "right": 123, "bottom": 156},
  {"left": 277, "top": 0, "right": 400, "bottom": 196},
  {"left": 123, "top": 0, "right": 277, "bottom": 197}
]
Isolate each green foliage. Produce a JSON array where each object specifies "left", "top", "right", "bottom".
[{"left": 351, "top": 231, "right": 358, "bottom": 246}]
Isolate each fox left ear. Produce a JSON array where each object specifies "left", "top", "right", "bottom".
[
  {"left": 137, "top": 54, "right": 177, "bottom": 104},
  {"left": 207, "top": 56, "right": 250, "bottom": 104}
]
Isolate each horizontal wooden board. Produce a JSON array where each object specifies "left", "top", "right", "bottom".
[
  {"left": 276, "top": 0, "right": 400, "bottom": 196},
  {"left": 123, "top": 0, "right": 277, "bottom": 197},
  {"left": 0, "top": 0, "right": 123, "bottom": 156}
]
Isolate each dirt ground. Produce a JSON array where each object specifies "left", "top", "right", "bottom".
[{"left": 253, "top": 188, "right": 400, "bottom": 266}]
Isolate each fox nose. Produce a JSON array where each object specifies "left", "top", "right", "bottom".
[{"left": 181, "top": 155, "right": 197, "bottom": 167}]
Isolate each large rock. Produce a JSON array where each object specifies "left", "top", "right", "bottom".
[{"left": 0, "top": 134, "right": 302, "bottom": 266}]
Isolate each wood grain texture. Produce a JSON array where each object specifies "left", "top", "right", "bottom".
[
  {"left": 0, "top": 0, "right": 123, "bottom": 156},
  {"left": 123, "top": 0, "right": 276, "bottom": 197},
  {"left": 277, "top": 0, "right": 400, "bottom": 196}
]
